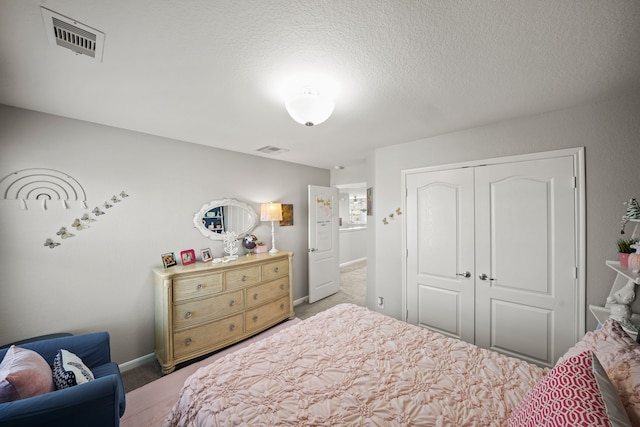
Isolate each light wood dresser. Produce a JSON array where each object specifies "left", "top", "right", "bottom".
[{"left": 153, "top": 251, "right": 294, "bottom": 374}]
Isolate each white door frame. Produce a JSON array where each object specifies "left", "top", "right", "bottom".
[{"left": 401, "top": 147, "right": 586, "bottom": 339}]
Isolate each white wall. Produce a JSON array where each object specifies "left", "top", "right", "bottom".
[
  {"left": 339, "top": 228, "right": 367, "bottom": 265},
  {"left": 0, "top": 105, "right": 328, "bottom": 363},
  {"left": 368, "top": 92, "right": 640, "bottom": 332}
]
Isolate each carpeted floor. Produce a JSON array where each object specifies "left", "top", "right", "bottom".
[{"left": 121, "top": 259, "right": 366, "bottom": 393}]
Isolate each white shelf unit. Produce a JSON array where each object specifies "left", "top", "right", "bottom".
[{"left": 589, "top": 261, "right": 640, "bottom": 341}]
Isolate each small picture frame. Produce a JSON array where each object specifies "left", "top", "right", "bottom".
[
  {"left": 200, "top": 248, "right": 213, "bottom": 263},
  {"left": 161, "top": 252, "right": 177, "bottom": 269},
  {"left": 280, "top": 204, "right": 294, "bottom": 226},
  {"left": 180, "top": 249, "right": 196, "bottom": 266}
]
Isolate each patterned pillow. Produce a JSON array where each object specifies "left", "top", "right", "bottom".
[
  {"left": 52, "top": 349, "right": 94, "bottom": 390},
  {"left": 508, "top": 351, "right": 631, "bottom": 427},
  {"left": 557, "top": 319, "right": 640, "bottom": 425},
  {"left": 0, "top": 345, "right": 54, "bottom": 402}
]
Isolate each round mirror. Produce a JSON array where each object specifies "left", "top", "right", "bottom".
[{"left": 193, "top": 198, "right": 258, "bottom": 241}]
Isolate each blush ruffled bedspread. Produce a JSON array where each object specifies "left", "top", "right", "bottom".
[{"left": 163, "top": 303, "right": 547, "bottom": 426}]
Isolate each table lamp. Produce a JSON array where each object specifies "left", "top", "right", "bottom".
[{"left": 260, "top": 202, "right": 283, "bottom": 254}]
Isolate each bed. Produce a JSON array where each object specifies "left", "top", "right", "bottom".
[{"left": 163, "top": 304, "right": 639, "bottom": 426}]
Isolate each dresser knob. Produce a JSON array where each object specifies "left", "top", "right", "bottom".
[
  {"left": 280, "top": 283, "right": 285, "bottom": 290},
  {"left": 229, "top": 324, "right": 235, "bottom": 331},
  {"left": 253, "top": 315, "right": 258, "bottom": 322},
  {"left": 275, "top": 267, "right": 279, "bottom": 273},
  {"left": 229, "top": 300, "right": 235, "bottom": 307},
  {"left": 185, "top": 311, "right": 192, "bottom": 319},
  {"left": 242, "top": 275, "right": 247, "bottom": 281},
  {"left": 196, "top": 284, "right": 202, "bottom": 290},
  {"left": 185, "top": 338, "right": 192, "bottom": 346},
  {"left": 280, "top": 303, "right": 285, "bottom": 310},
  {"left": 253, "top": 293, "right": 258, "bottom": 300}
]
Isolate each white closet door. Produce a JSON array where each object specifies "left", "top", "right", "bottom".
[
  {"left": 474, "top": 156, "right": 577, "bottom": 366},
  {"left": 406, "top": 168, "right": 475, "bottom": 342}
]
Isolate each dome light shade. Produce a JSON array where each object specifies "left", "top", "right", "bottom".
[{"left": 285, "top": 87, "right": 335, "bottom": 126}]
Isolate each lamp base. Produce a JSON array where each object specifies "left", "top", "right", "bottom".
[{"left": 269, "top": 248, "right": 279, "bottom": 254}]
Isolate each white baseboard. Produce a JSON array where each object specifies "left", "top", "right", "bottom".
[
  {"left": 340, "top": 257, "right": 366, "bottom": 267},
  {"left": 119, "top": 352, "right": 155, "bottom": 372},
  {"left": 293, "top": 296, "right": 308, "bottom": 306}
]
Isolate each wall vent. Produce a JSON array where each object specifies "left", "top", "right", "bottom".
[
  {"left": 256, "top": 146, "right": 289, "bottom": 155},
  {"left": 41, "top": 7, "right": 105, "bottom": 62}
]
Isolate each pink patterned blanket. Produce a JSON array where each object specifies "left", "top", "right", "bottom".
[{"left": 164, "top": 304, "right": 547, "bottom": 426}]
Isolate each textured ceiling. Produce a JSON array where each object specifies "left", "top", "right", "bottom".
[{"left": 1, "top": 1, "right": 639, "bottom": 169}]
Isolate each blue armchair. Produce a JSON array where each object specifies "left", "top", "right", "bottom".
[{"left": 0, "top": 332, "right": 126, "bottom": 427}]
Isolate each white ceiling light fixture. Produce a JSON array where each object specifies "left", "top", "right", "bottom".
[{"left": 285, "top": 86, "right": 335, "bottom": 127}]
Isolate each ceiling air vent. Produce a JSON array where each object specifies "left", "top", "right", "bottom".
[
  {"left": 41, "top": 7, "right": 105, "bottom": 62},
  {"left": 256, "top": 146, "right": 289, "bottom": 155}
]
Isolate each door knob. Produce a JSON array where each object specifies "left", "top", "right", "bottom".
[
  {"left": 456, "top": 271, "right": 471, "bottom": 278},
  {"left": 308, "top": 248, "right": 318, "bottom": 253},
  {"left": 479, "top": 273, "right": 496, "bottom": 281}
]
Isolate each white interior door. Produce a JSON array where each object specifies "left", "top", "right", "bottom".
[
  {"left": 406, "top": 168, "right": 475, "bottom": 342},
  {"left": 308, "top": 185, "right": 340, "bottom": 303},
  {"left": 474, "top": 157, "right": 577, "bottom": 366}
]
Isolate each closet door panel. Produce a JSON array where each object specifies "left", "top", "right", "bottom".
[
  {"left": 492, "top": 178, "right": 549, "bottom": 293},
  {"left": 406, "top": 168, "right": 475, "bottom": 342},
  {"left": 475, "top": 156, "right": 577, "bottom": 367}
]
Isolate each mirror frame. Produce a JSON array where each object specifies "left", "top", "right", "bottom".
[{"left": 193, "top": 198, "right": 259, "bottom": 241}]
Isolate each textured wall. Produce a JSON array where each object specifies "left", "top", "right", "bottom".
[
  {"left": 369, "top": 92, "right": 640, "bottom": 335},
  {"left": 0, "top": 105, "right": 328, "bottom": 363}
]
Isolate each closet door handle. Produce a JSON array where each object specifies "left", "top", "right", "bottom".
[
  {"left": 479, "top": 273, "right": 496, "bottom": 281},
  {"left": 456, "top": 271, "right": 471, "bottom": 278}
]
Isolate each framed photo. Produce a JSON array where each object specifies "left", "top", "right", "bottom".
[
  {"left": 200, "top": 248, "right": 213, "bottom": 262},
  {"left": 161, "top": 252, "right": 177, "bottom": 269},
  {"left": 280, "top": 204, "right": 294, "bottom": 226},
  {"left": 180, "top": 249, "right": 196, "bottom": 266}
]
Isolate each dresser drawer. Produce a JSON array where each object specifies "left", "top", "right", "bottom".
[
  {"left": 261, "top": 259, "right": 289, "bottom": 282},
  {"left": 226, "top": 266, "right": 260, "bottom": 290},
  {"left": 173, "top": 290, "right": 243, "bottom": 329},
  {"left": 173, "top": 272, "right": 223, "bottom": 302},
  {"left": 245, "top": 295, "right": 290, "bottom": 334},
  {"left": 173, "top": 313, "right": 244, "bottom": 358},
  {"left": 246, "top": 277, "right": 289, "bottom": 308}
]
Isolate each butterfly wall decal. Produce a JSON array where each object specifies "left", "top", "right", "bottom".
[
  {"left": 44, "top": 238, "right": 60, "bottom": 249},
  {"left": 56, "top": 227, "right": 74, "bottom": 239},
  {"left": 71, "top": 218, "right": 89, "bottom": 231}
]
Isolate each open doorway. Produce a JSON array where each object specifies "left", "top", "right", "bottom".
[{"left": 337, "top": 183, "right": 367, "bottom": 266}]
